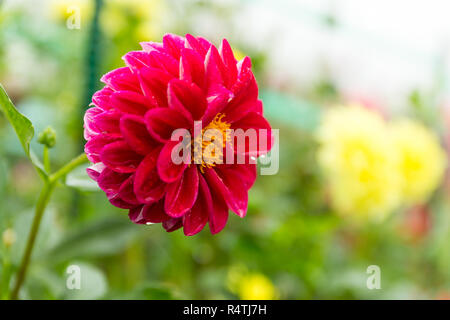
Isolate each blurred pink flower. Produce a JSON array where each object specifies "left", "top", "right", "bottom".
[{"left": 83, "top": 34, "right": 272, "bottom": 235}]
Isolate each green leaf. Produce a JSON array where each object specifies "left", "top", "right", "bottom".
[
  {"left": 0, "top": 83, "right": 46, "bottom": 177},
  {"left": 64, "top": 262, "right": 108, "bottom": 300},
  {"left": 46, "top": 218, "right": 137, "bottom": 263},
  {"left": 65, "top": 164, "right": 100, "bottom": 191}
]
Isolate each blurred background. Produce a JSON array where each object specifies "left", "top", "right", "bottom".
[{"left": 1, "top": 0, "right": 450, "bottom": 299}]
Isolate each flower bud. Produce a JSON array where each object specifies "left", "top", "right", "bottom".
[
  {"left": 2, "top": 228, "right": 17, "bottom": 248},
  {"left": 37, "top": 126, "right": 56, "bottom": 148}
]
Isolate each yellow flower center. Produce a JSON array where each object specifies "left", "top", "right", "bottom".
[{"left": 193, "top": 113, "right": 231, "bottom": 172}]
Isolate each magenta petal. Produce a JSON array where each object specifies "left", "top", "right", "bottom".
[
  {"left": 134, "top": 149, "right": 165, "bottom": 204},
  {"left": 197, "top": 37, "right": 213, "bottom": 53},
  {"left": 205, "top": 45, "right": 226, "bottom": 92},
  {"left": 92, "top": 87, "right": 114, "bottom": 110},
  {"left": 120, "top": 114, "right": 158, "bottom": 155},
  {"left": 129, "top": 206, "right": 147, "bottom": 224},
  {"left": 168, "top": 79, "right": 206, "bottom": 121},
  {"left": 237, "top": 55, "right": 252, "bottom": 74},
  {"left": 217, "top": 163, "right": 257, "bottom": 190},
  {"left": 252, "top": 99, "right": 263, "bottom": 115},
  {"left": 140, "top": 41, "right": 164, "bottom": 53},
  {"left": 109, "top": 176, "right": 140, "bottom": 209},
  {"left": 145, "top": 107, "right": 190, "bottom": 142},
  {"left": 122, "top": 50, "right": 151, "bottom": 70},
  {"left": 180, "top": 48, "right": 205, "bottom": 89},
  {"left": 162, "top": 33, "right": 185, "bottom": 59},
  {"left": 163, "top": 217, "right": 183, "bottom": 232},
  {"left": 157, "top": 141, "right": 188, "bottom": 183},
  {"left": 232, "top": 72, "right": 258, "bottom": 105},
  {"left": 110, "top": 90, "right": 152, "bottom": 115},
  {"left": 204, "top": 167, "right": 248, "bottom": 218},
  {"left": 85, "top": 133, "right": 120, "bottom": 163},
  {"left": 209, "top": 197, "right": 229, "bottom": 234},
  {"left": 142, "top": 200, "right": 171, "bottom": 223},
  {"left": 224, "top": 100, "right": 263, "bottom": 124},
  {"left": 109, "top": 197, "right": 137, "bottom": 209},
  {"left": 83, "top": 107, "right": 103, "bottom": 139},
  {"left": 165, "top": 165, "right": 199, "bottom": 218},
  {"left": 101, "top": 66, "right": 141, "bottom": 92},
  {"left": 207, "top": 179, "right": 229, "bottom": 234},
  {"left": 92, "top": 110, "right": 122, "bottom": 136},
  {"left": 97, "top": 167, "right": 130, "bottom": 195},
  {"left": 183, "top": 174, "right": 211, "bottom": 236},
  {"left": 148, "top": 50, "right": 179, "bottom": 77},
  {"left": 201, "top": 85, "right": 233, "bottom": 125},
  {"left": 219, "top": 39, "right": 238, "bottom": 87},
  {"left": 231, "top": 112, "right": 273, "bottom": 156},
  {"left": 138, "top": 67, "right": 172, "bottom": 108},
  {"left": 86, "top": 163, "right": 105, "bottom": 181},
  {"left": 185, "top": 34, "right": 208, "bottom": 57},
  {"left": 100, "top": 140, "right": 143, "bottom": 173},
  {"left": 118, "top": 176, "right": 140, "bottom": 204},
  {"left": 223, "top": 97, "right": 262, "bottom": 124}
]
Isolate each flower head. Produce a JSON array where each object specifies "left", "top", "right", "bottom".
[
  {"left": 317, "top": 105, "right": 448, "bottom": 221},
  {"left": 390, "top": 118, "right": 447, "bottom": 204},
  {"left": 227, "top": 266, "right": 278, "bottom": 300},
  {"left": 238, "top": 274, "right": 277, "bottom": 300},
  {"left": 84, "top": 34, "right": 272, "bottom": 235},
  {"left": 317, "top": 105, "right": 402, "bottom": 220}
]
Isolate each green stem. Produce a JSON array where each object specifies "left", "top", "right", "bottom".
[
  {"left": 9, "top": 153, "right": 88, "bottom": 299},
  {"left": 43, "top": 146, "right": 50, "bottom": 173},
  {"left": 9, "top": 183, "right": 54, "bottom": 300},
  {"left": 49, "top": 153, "right": 88, "bottom": 184},
  {"left": 1, "top": 249, "right": 12, "bottom": 299}
]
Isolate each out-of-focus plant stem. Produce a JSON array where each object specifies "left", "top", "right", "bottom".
[
  {"left": 1, "top": 249, "right": 12, "bottom": 299},
  {"left": 9, "top": 182, "right": 54, "bottom": 300},
  {"left": 43, "top": 146, "right": 50, "bottom": 173},
  {"left": 9, "top": 153, "right": 88, "bottom": 300},
  {"left": 49, "top": 153, "right": 88, "bottom": 183},
  {"left": 69, "top": 0, "right": 103, "bottom": 219}
]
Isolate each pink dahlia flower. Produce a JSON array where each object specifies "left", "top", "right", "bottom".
[{"left": 84, "top": 34, "right": 272, "bottom": 235}]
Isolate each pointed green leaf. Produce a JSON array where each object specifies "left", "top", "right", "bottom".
[{"left": 0, "top": 83, "right": 46, "bottom": 176}]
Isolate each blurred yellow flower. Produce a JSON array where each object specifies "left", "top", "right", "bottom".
[
  {"left": 239, "top": 274, "right": 277, "bottom": 300},
  {"left": 317, "top": 106, "right": 402, "bottom": 220},
  {"left": 49, "top": 0, "right": 164, "bottom": 40},
  {"left": 101, "top": 0, "right": 165, "bottom": 40},
  {"left": 227, "top": 266, "right": 278, "bottom": 300},
  {"left": 390, "top": 119, "right": 447, "bottom": 204},
  {"left": 48, "top": 0, "right": 93, "bottom": 22}
]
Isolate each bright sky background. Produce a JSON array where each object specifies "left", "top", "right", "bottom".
[{"left": 229, "top": 0, "right": 450, "bottom": 108}]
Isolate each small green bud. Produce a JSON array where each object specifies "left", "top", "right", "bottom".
[
  {"left": 2, "top": 228, "right": 16, "bottom": 248},
  {"left": 37, "top": 126, "right": 56, "bottom": 148}
]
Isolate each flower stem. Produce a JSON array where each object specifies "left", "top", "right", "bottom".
[
  {"left": 9, "top": 153, "right": 88, "bottom": 299},
  {"left": 49, "top": 153, "right": 88, "bottom": 184},
  {"left": 9, "top": 182, "right": 54, "bottom": 300},
  {"left": 43, "top": 146, "right": 50, "bottom": 173}
]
